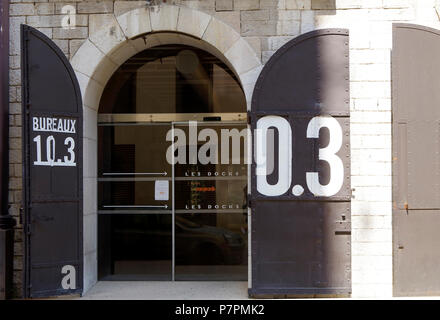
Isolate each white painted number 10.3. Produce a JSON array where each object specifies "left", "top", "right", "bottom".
[
  {"left": 33, "top": 135, "right": 76, "bottom": 167},
  {"left": 256, "top": 115, "right": 344, "bottom": 197}
]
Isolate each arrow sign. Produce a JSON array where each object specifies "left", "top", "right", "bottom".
[
  {"left": 103, "top": 205, "right": 168, "bottom": 209},
  {"left": 103, "top": 172, "right": 168, "bottom": 176}
]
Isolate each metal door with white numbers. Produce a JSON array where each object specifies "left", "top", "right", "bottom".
[
  {"left": 21, "top": 25, "right": 83, "bottom": 298},
  {"left": 249, "top": 29, "right": 351, "bottom": 297}
]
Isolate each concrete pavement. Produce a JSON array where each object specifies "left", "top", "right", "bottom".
[{"left": 78, "top": 281, "right": 250, "bottom": 300}]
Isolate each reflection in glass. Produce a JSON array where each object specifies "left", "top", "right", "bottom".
[
  {"left": 98, "top": 214, "right": 172, "bottom": 280},
  {"left": 173, "top": 123, "right": 248, "bottom": 280},
  {"left": 97, "top": 44, "right": 248, "bottom": 281},
  {"left": 98, "top": 124, "right": 172, "bottom": 280},
  {"left": 99, "top": 45, "right": 246, "bottom": 114},
  {"left": 98, "top": 124, "right": 171, "bottom": 212},
  {"left": 98, "top": 124, "right": 171, "bottom": 176},
  {"left": 175, "top": 213, "right": 247, "bottom": 280}
]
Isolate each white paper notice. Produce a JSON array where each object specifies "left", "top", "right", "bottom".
[{"left": 155, "top": 180, "right": 169, "bottom": 201}]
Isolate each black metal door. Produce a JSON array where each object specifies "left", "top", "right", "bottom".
[
  {"left": 21, "top": 25, "right": 83, "bottom": 298},
  {"left": 392, "top": 23, "right": 440, "bottom": 296},
  {"left": 249, "top": 29, "right": 351, "bottom": 297}
]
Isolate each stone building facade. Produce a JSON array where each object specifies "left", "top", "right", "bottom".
[{"left": 7, "top": 0, "right": 440, "bottom": 298}]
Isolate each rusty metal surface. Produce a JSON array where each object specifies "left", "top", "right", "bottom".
[
  {"left": 249, "top": 29, "right": 351, "bottom": 296},
  {"left": 21, "top": 25, "right": 83, "bottom": 298},
  {"left": 392, "top": 23, "right": 440, "bottom": 296}
]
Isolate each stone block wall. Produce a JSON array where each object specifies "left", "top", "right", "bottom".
[{"left": 8, "top": 0, "right": 440, "bottom": 298}]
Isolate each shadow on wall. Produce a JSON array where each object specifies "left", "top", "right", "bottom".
[
  {"left": 312, "top": 0, "right": 336, "bottom": 14},
  {"left": 312, "top": 0, "right": 336, "bottom": 8}
]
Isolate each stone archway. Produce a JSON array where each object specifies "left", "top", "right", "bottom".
[
  {"left": 69, "top": 4, "right": 262, "bottom": 292},
  {"left": 71, "top": 4, "right": 262, "bottom": 112}
]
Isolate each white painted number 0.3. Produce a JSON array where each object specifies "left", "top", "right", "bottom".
[{"left": 256, "top": 115, "right": 344, "bottom": 197}]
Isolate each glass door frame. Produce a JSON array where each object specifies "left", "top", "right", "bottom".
[
  {"left": 97, "top": 113, "right": 248, "bottom": 281},
  {"left": 171, "top": 120, "right": 248, "bottom": 281}
]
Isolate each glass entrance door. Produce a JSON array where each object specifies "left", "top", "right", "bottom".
[
  {"left": 173, "top": 122, "right": 248, "bottom": 280},
  {"left": 97, "top": 116, "right": 248, "bottom": 281},
  {"left": 98, "top": 123, "right": 173, "bottom": 280}
]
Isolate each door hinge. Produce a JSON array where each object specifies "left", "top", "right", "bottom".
[
  {"left": 26, "top": 224, "right": 31, "bottom": 235},
  {"left": 247, "top": 111, "right": 251, "bottom": 125},
  {"left": 247, "top": 197, "right": 251, "bottom": 208}
]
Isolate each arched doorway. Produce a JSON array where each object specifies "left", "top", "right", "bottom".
[
  {"left": 97, "top": 43, "right": 248, "bottom": 281},
  {"left": 70, "top": 5, "right": 262, "bottom": 290}
]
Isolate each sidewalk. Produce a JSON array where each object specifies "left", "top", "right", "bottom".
[
  {"left": 79, "top": 281, "right": 250, "bottom": 300},
  {"left": 53, "top": 281, "right": 440, "bottom": 300}
]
